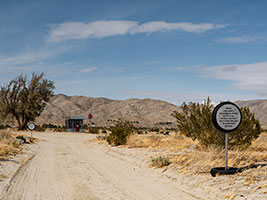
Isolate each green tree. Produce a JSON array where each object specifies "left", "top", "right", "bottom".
[
  {"left": 0, "top": 73, "right": 54, "bottom": 130},
  {"left": 171, "top": 98, "right": 261, "bottom": 149}
]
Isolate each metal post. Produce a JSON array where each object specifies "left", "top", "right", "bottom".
[
  {"left": 225, "top": 133, "right": 229, "bottom": 171},
  {"left": 31, "top": 131, "right": 33, "bottom": 139}
]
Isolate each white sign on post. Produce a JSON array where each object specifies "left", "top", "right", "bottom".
[
  {"left": 216, "top": 104, "right": 241, "bottom": 131},
  {"left": 212, "top": 102, "right": 242, "bottom": 133},
  {"left": 28, "top": 123, "right": 35, "bottom": 131},
  {"left": 28, "top": 123, "right": 35, "bottom": 138},
  {"left": 212, "top": 101, "right": 242, "bottom": 173}
]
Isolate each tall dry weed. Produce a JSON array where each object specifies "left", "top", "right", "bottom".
[{"left": 0, "top": 130, "right": 21, "bottom": 160}]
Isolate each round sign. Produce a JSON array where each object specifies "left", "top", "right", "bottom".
[
  {"left": 88, "top": 113, "right": 93, "bottom": 119},
  {"left": 212, "top": 102, "right": 242, "bottom": 133},
  {"left": 28, "top": 123, "right": 36, "bottom": 131}
]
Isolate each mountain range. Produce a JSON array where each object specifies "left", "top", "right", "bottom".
[
  {"left": 36, "top": 94, "right": 180, "bottom": 128},
  {"left": 36, "top": 94, "right": 267, "bottom": 129}
]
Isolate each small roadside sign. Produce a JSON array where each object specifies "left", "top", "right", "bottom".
[
  {"left": 211, "top": 101, "right": 242, "bottom": 175},
  {"left": 28, "top": 123, "right": 36, "bottom": 131},
  {"left": 212, "top": 102, "right": 242, "bottom": 133},
  {"left": 28, "top": 123, "right": 35, "bottom": 138}
]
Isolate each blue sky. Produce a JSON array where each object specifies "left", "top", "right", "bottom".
[{"left": 1, "top": 0, "right": 267, "bottom": 105}]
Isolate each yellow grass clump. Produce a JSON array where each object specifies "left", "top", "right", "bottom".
[{"left": 0, "top": 130, "right": 22, "bottom": 161}]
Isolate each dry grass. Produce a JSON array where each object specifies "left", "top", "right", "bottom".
[
  {"left": 126, "top": 132, "right": 267, "bottom": 175},
  {"left": 127, "top": 133, "right": 197, "bottom": 150},
  {"left": 0, "top": 130, "right": 22, "bottom": 161}
]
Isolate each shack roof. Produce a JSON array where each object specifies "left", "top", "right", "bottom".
[{"left": 66, "top": 116, "right": 86, "bottom": 120}]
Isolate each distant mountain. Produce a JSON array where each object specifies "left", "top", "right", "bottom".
[
  {"left": 36, "top": 94, "right": 180, "bottom": 128},
  {"left": 36, "top": 94, "right": 267, "bottom": 129},
  {"left": 236, "top": 99, "right": 267, "bottom": 129}
]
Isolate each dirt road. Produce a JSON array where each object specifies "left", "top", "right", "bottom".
[{"left": 0, "top": 132, "right": 200, "bottom": 200}]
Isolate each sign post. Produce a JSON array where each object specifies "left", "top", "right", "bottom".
[
  {"left": 211, "top": 101, "right": 242, "bottom": 176},
  {"left": 28, "top": 123, "right": 36, "bottom": 138},
  {"left": 225, "top": 133, "right": 229, "bottom": 170}
]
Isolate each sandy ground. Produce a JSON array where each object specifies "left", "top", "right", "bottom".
[{"left": 0, "top": 132, "right": 266, "bottom": 200}]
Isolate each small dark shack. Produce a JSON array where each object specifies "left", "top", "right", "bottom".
[{"left": 65, "top": 116, "right": 86, "bottom": 132}]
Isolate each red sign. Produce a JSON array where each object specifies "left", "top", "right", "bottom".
[{"left": 88, "top": 113, "right": 93, "bottom": 119}]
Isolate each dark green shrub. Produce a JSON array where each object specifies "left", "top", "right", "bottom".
[
  {"left": 53, "top": 126, "right": 66, "bottom": 132},
  {"left": 100, "top": 129, "right": 107, "bottom": 134},
  {"left": 35, "top": 125, "right": 45, "bottom": 132},
  {"left": 106, "top": 121, "right": 134, "bottom": 146},
  {"left": 88, "top": 127, "right": 99, "bottom": 134},
  {"left": 149, "top": 128, "right": 160, "bottom": 132},
  {"left": 172, "top": 98, "right": 261, "bottom": 149}
]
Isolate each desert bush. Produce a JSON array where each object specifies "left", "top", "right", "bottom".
[
  {"left": 101, "top": 129, "right": 107, "bottom": 134},
  {"left": 0, "top": 130, "right": 12, "bottom": 141},
  {"left": 96, "top": 135, "right": 107, "bottom": 141},
  {"left": 88, "top": 127, "right": 99, "bottom": 134},
  {"left": 34, "top": 125, "right": 45, "bottom": 132},
  {"left": 151, "top": 156, "right": 170, "bottom": 168},
  {"left": 136, "top": 130, "right": 144, "bottom": 134},
  {"left": 106, "top": 121, "right": 134, "bottom": 146},
  {"left": 42, "top": 123, "right": 58, "bottom": 129},
  {"left": 0, "top": 124, "right": 11, "bottom": 130},
  {"left": 172, "top": 98, "right": 261, "bottom": 149},
  {"left": 0, "top": 131, "right": 22, "bottom": 158},
  {"left": 149, "top": 128, "right": 160, "bottom": 132}
]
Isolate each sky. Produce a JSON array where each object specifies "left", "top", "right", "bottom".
[{"left": 1, "top": 0, "right": 267, "bottom": 105}]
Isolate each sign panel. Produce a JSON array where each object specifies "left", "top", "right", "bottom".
[
  {"left": 88, "top": 113, "right": 93, "bottom": 119},
  {"left": 28, "top": 123, "right": 36, "bottom": 131},
  {"left": 212, "top": 102, "right": 242, "bottom": 133}
]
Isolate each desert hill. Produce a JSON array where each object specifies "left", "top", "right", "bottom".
[
  {"left": 36, "top": 94, "right": 180, "bottom": 128},
  {"left": 236, "top": 99, "right": 267, "bottom": 129},
  {"left": 36, "top": 94, "right": 267, "bottom": 129}
]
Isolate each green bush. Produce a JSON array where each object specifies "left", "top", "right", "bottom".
[
  {"left": 88, "top": 127, "right": 99, "bottom": 134},
  {"left": 0, "top": 124, "right": 4, "bottom": 130},
  {"left": 172, "top": 98, "right": 261, "bottom": 149},
  {"left": 149, "top": 128, "right": 160, "bottom": 132},
  {"left": 34, "top": 125, "right": 46, "bottom": 132},
  {"left": 106, "top": 121, "right": 134, "bottom": 146}
]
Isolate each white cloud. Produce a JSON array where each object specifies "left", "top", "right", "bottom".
[
  {"left": 47, "top": 20, "right": 226, "bottom": 42},
  {"left": 47, "top": 21, "right": 139, "bottom": 42},
  {"left": 0, "top": 45, "right": 68, "bottom": 67},
  {"left": 216, "top": 35, "right": 267, "bottom": 44},
  {"left": 201, "top": 62, "right": 267, "bottom": 96},
  {"left": 80, "top": 67, "right": 97, "bottom": 73},
  {"left": 131, "top": 21, "right": 225, "bottom": 34}
]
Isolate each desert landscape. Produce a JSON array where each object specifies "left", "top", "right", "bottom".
[
  {"left": 1, "top": 1, "right": 267, "bottom": 199},
  {"left": 0, "top": 106, "right": 266, "bottom": 199}
]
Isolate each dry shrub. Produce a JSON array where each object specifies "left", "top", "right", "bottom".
[
  {"left": 127, "top": 133, "right": 197, "bottom": 151},
  {"left": 0, "top": 130, "right": 22, "bottom": 160},
  {"left": 151, "top": 156, "right": 170, "bottom": 168}
]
